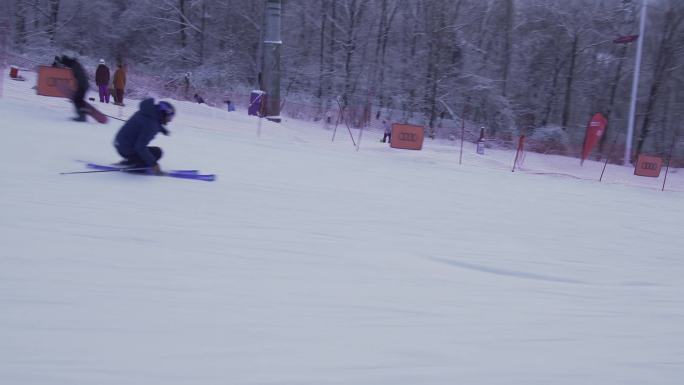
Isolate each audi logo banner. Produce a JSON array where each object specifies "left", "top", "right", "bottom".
[
  {"left": 634, "top": 154, "right": 663, "bottom": 177},
  {"left": 37, "top": 66, "right": 77, "bottom": 98},
  {"left": 390, "top": 123, "right": 425, "bottom": 150}
]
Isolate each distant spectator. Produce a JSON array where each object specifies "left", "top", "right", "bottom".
[
  {"left": 225, "top": 99, "right": 235, "bottom": 112},
  {"left": 382, "top": 120, "right": 391, "bottom": 143},
  {"left": 112, "top": 64, "right": 126, "bottom": 106},
  {"left": 194, "top": 93, "right": 205, "bottom": 104},
  {"left": 95, "top": 59, "right": 111, "bottom": 103},
  {"left": 183, "top": 72, "right": 191, "bottom": 99}
]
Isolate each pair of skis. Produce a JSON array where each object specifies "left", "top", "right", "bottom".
[{"left": 61, "top": 162, "right": 216, "bottom": 182}]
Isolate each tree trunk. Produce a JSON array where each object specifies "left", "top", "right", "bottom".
[
  {"left": 370, "top": 0, "right": 387, "bottom": 107},
  {"left": 560, "top": 34, "right": 578, "bottom": 130},
  {"left": 377, "top": 0, "right": 399, "bottom": 110},
  {"left": 342, "top": 0, "right": 358, "bottom": 107},
  {"left": 501, "top": 0, "right": 514, "bottom": 97},
  {"left": 198, "top": 1, "right": 206, "bottom": 64},
  {"left": 541, "top": 57, "right": 562, "bottom": 127},
  {"left": 317, "top": 0, "right": 327, "bottom": 102},
  {"left": 326, "top": 0, "right": 336, "bottom": 109},
  {"left": 48, "top": 0, "right": 60, "bottom": 42},
  {"left": 598, "top": 44, "right": 628, "bottom": 154},
  {"left": 179, "top": 0, "right": 187, "bottom": 50},
  {"left": 14, "top": 0, "right": 26, "bottom": 49}
]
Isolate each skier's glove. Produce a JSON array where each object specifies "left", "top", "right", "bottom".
[{"left": 151, "top": 164, "right": 163, "bottom": 175}]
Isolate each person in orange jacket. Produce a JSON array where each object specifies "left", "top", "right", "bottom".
[{"left": 112, "top": 64, "right": 127, "bottom": 106}]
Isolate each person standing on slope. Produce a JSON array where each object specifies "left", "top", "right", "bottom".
[
  {"left": 112, "top": 64, "right": 127, "bottom": 105},
  {"left": 55, "top": 53, "right": 90, "bottom": 122},
  {"left": 381, "top": 120, "right": 391, "bottom": 143},
  {"left": 113, "top": 99, "right": 175, "bottom": 175},
  {"left": 95, "top": 59, "right": 111, "bottom": 103}
]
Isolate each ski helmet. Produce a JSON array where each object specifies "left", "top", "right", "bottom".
[{"left": 157, "top": 101, "right": 176, "bottom": 124}]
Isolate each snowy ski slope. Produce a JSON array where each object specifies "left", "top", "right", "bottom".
[{"left": 1, "top": 71, "right": 683, "bottom": 385}]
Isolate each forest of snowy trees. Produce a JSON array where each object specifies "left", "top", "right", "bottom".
[{"left": 2, "top": 0, "right": 684, "bottom": 160}]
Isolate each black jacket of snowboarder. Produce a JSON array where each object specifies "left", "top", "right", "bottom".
[
  {"left": 114, "top": 98, "right": 169, "bottom": 166},
  {"left": 59, "top": 56, "right": 89, "bottom": 92}
]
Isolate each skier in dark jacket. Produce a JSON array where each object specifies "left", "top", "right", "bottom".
[
  {"left": 55, "top": 54, "right": 90, "bottom": 122},
  {"left": 113, "top": 98, "right": 175, "bottom": 174},
  {"left": 95, "top": 59, "right": 111, "bottom": 103}
]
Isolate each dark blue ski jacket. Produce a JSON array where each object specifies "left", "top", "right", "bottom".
[{"left": 114, "top": 98, "right": 169, "bottom": 166}]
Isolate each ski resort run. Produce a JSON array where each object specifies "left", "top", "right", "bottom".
[{"left": 1, "top": 69, "right": 684, "bottom": 385}]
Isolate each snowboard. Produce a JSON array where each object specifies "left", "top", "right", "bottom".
[
  {"left": 55, "top": 82, "right": 108, "bottom": 124},
  {"left": 82, "top": 101, "right": 108, "bottom": 124}
]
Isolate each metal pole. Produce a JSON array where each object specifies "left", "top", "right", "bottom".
[
  {"left": 263, "top": 0, "right": 282, "bottom": 122},
  {"left": 0, "top": 5, "right": 9, "bottom": 99},
  {"left": 662, "top": 133, "right": 677, "bottom": 191},
  {"left": 600, "top": 130, "right": 621, "bottom": 182},
  {"left": 459, "top": 116, "right": 464, "bottom": 165},
  {"left": 625, "top": 0, "right": 647, "bottom": 165},
  {"left": 512, "top": 135, "right": 525, "bottom": 172}
]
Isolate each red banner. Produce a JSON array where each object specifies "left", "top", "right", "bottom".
[{"left": 581, "top": 113, "right": 607, "bottom": 164}]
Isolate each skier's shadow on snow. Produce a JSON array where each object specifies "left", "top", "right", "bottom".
[{"left": 430, "top": 257, "right": 585, "bottom": 284}]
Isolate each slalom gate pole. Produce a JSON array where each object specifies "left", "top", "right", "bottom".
[
  {"left": 512, "top": 135, "right": 525, "bottom": 172},
  {"left": 60, "top": 167, "right": 149, "bottom": 175},
  {"left": 256, "top": 94, "right": 264, "bottom": 138},
  {"left": 460, "top": 116, "right": 465, "bottom": 165},
  {"left": 345, "top": 119, "right": 357, "bottom": 147},
  {"left": 356, "top": 124, "right": 364, "bottom": 151},
  {"left": 600, "top": 130, "right": 622, "bottom": 182},
  {"left": 257, "top": 114, "right": 263, "bottom": 138},
  {"left": 246, "top": 93, "right": 265, "bottom": 138},
  {"left": 334, "top": 98, "right": 356, "bottom": 147},
  {"left": 331, "top": 107, "right": 341, "bottom": 142},
  {"left": 662, "top": 133, "right": 678, "bottom": 191},
  {"left": 438, "top": 99, "right": 464, "bottom": 165}
]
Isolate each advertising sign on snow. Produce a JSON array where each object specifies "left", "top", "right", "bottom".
[{"left": 390, "top": 124, "right": 425, "bottom": 150}]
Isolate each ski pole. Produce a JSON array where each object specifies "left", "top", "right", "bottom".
[
  {"left": 60, "top": 167, "right": 149, "bottom": 175},
  {"left": 103, "top": 113, "right": 126, "bottom": 122}
]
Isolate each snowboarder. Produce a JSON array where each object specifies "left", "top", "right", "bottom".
[
  {"left": 225, "top": 99, "right": 235, "bottom": 112},
  {"left": 112, "top": 64, "right": 126, "bottom": 106},
  {"left": 382, "top": 120, "right": 391, "bottom": 143},
  {"left": 54, "top": 53, "right": 90, "bottom": 122},
  {"left": 51, "top": 56, "right": 63, "bottom": 67},
  {"left": 113, "top": 98, "right": 175, "bottom": 175},
  {"left": 95, "top": 59, "right": 111, "bottom": 103}
]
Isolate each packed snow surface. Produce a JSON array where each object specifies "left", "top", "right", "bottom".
[{"left": 1, "top": 72, "right": 683, "bottom": 385}]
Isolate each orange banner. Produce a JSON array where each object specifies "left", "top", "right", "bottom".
[
  {"left": 634, "top": 155, "right": 663, "bottom": 177},
  {"left": 390, "top": 124, "right": 424, "bottom": 150},
  {"left": 37, "top": 65, "right": 76, "bottom": 98}
]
